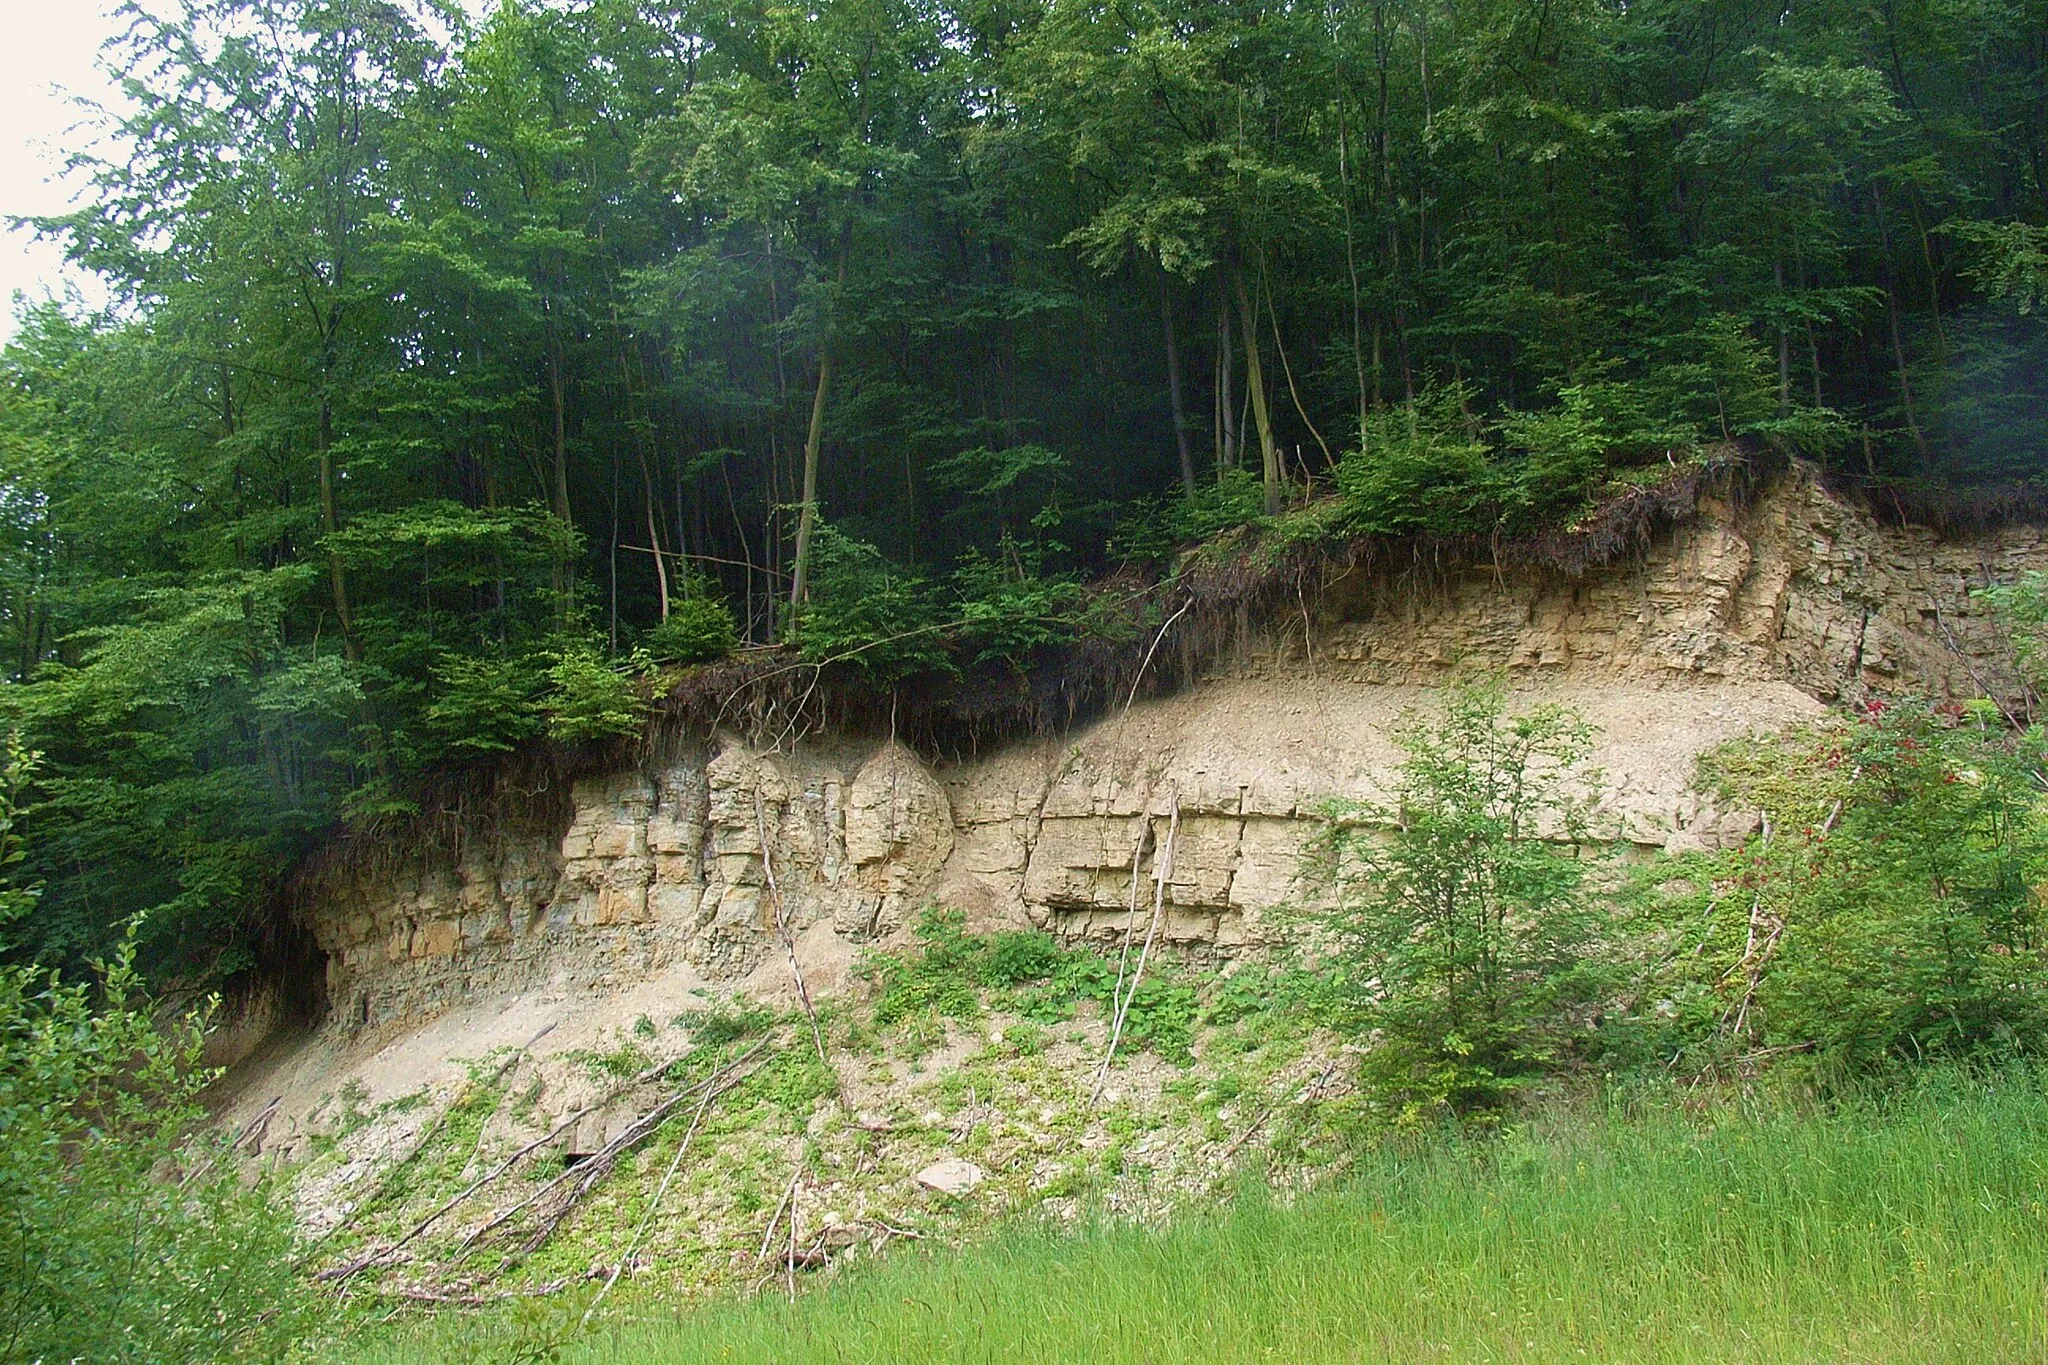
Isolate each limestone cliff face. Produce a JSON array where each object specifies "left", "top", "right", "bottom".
[{"left": 306, "top": 469, "right": 2048, "bottom": 1029}]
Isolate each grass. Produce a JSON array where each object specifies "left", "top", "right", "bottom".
[{"left": 341, "top": 1067, "right": 2048, "bottom": 1364}]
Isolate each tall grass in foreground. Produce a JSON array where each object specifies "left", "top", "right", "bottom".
[{"left": 350, "top": 1072, "right": 2048, "bottom": 1364}]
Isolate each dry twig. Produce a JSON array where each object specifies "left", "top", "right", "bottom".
[
  {"left": 753, "top": 788, "right": 831, "bottom": 1069},
  {"left": 1095, "top": 788, "right": 1180, "bottom": 1097}
]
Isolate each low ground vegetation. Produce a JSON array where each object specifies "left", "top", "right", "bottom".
[{"left": 352, "top": 1069, "right": 2048, "bottom": 1364}]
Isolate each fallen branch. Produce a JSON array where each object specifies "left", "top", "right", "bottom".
[
  {"left": 1221, "top": 1055, "right": 1344, "bottom": 1159},
  {"left": 380, "top": 1278, "right": 570, "bottom": 1308},
  {"left": 1931, "top": 601, "right": 2027, "bottom": 729},
  {"left": 579, "top": 1050, "right": 742, "bottom": 1327},
  {"left": 182, "top": 1096, "right": 281, "bottom": 1192},
  {"left": 487, "top": 1041, "right": 770, "bottom": 1266},
  {"left": 320, "top": 1032, "right": 692, "bottom": 1283}
]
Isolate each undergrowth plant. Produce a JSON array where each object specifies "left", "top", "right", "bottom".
[
  {"left": 0, "top": 740, "right": 309, "bottom": 1363},
  {"left": 1638, "top": 701, "right": 2048, "bottom": 1074},
  {"left": 860, "top": 909, "right": 1199, "bottom": 1062}
]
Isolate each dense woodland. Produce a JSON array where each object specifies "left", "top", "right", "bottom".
[{"left": 4, "top": 0, "right": 2048, "bottom": 979}]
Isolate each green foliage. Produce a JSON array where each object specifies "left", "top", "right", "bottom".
[
  {"left": 950, "top": 539, "right": 1089, "bottom": 666},
  {"left": 1640, "top": 704, "right": 2048, "bottom": 1073},
  {"left": 674, "top": 996, "right": 777, "bottom": 1045},
  {"left": 981, "top": 929, "right": 1066, "bottom": 986},
  {"left": 643, "top": 592, "right": 739, "bottom": 666},
  {"left": 860, "top": 909, "right": 1196, "bottom": 1060},
  {"left": 0, "top": 749, "right": 310, "bottom": 1363},
  {"left": 540, "top": 643, "right": 648, "bottom": 744},
  {"left": 864, "top": 908, "right": 987, "bottom": 1025},
  {"left": 1310, "top": 682, "right": 1608, "bottom": 1118},
  {"left": 1338, "top": 387, "right": 1505, "bottom": 538},
  {"left": 1112, "top": 470, "right": 1274, "bottom": 562},
  {"left": 793, "top": 525, "right": 949, "bottom": 682},
  {"left": 423, "top": 652, "right": 545, "bottom": 756}
]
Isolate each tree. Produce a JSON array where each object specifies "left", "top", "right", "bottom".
[{"left": 1311, "top": 682, "right": 1606, "bottom": 1119}]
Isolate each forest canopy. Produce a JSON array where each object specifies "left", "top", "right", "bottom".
[{"left": 3, "top": 0, "right": 2046, "bottom": 980}]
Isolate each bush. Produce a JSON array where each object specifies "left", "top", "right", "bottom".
[
  {"left": 863, "top": 908, "right": 987, "bottom": 1024},
  {"left": 1309, "top": 681, "right": 1609, "bottom": 1119},
  {"left": 540, "top": 641, "right": 648, "bottom": 743},
  {"left": 1642, "top": 703, "right": 2048, "bottom": 1073},
  {"left": 1111, "top": 470, "right": 1271, "bottom": 562},
  {"left": 950, "top": 538, "right": 1089, "bottom": 667},
  {"left": 794, "top": 524, "right": 950, "bottom": 682},
  {"left": 422, "top": 651, "right": 545, "bottom": 756},
  {"left": 644, "top": 589, "right": 739, "bottom": 665},
  {"left": 1337, "top": 385, "right": 1508, "bottom": 538},
  {"left": 859, "top": 911, "right": 1195, "bottom": 1060}
]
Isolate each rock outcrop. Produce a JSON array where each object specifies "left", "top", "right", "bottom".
[{"left": 305, "top": 468, "right": 2048, "bottom": 1029}]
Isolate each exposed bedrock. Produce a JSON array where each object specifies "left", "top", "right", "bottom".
[{"left": 304, "top": 468, "right": 2048, "bottom": 1030}]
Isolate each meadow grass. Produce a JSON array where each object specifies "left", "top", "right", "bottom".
[{"left": 345, "top": 1070, "right": 2048, "bottom": 1363}]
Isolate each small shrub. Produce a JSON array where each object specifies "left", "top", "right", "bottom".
[
  {"left": 1337, "top": 385, "right": 1503, "bottom": 537},
  {"left": 982, "top": 929, "right": 1065, "bottom": 986},
  {"left": 794, "top": 523, "right": 950, "bottom": 681},
  {"left": 863, "top": 908, "right": 984, "bottom": 1024},
  {"left": 1642, "top": 702, "right": 2048, "bottom": 1073},
  {"left": 674, "top": 995, "right": 778, "bottom": 1044},
  {"left": 950, "top": 538, "right": 1088, "bottom": 666},
  {"left": 644, "top": 589, "right": 738, "bottom": 664},
  {"left": 540, "top": 641, "right": 647, "bottom": 742},
  {"left": 423, "top": 651, "right": 545, "bottom": 755}
]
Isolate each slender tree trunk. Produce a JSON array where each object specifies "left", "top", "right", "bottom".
[
  {"left": 1264, "top": 270, "right": 1332, "bottom": 469},
  {"left": 789, "top": 350, "right": 832, "bottom": 614},
  {"left": 1231, "top": 264, "right": 1281, "bottom": 516},
  {"left": 1160, "top": 274, "right": 1197, "bottom": 499},
  {"left": 608, "top": 447, "right": 620, "bottom": 652},
  {"left": 1337, "top": 94, "right": 1368, "bottom": 433},
  {"left": 317, "top": 398, "right": 360, "bottom": 667},
  {"left": 1775, "top": 257, "right": 1791, "bottom": 412},
  {"left": 547, "top": 316, "right": 573, "bottom": 624},
  {"left": 1872, "top": 184, "right": 1931, "bottom": 461},
  {"left": 1217, "top": 281, "right": 1239, "bottom": 474},
  {"left": 788, "top": 231, "right": 849, "bottom": 622},
  {"left": 638, "top": 447, "right": 670, "bottom": 618},
  {"left": 318, "top": 349, "right": 391, "bottom": 780}
]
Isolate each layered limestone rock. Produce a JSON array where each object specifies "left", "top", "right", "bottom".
[
  {"left": 306, "top": 468, "right": 2048, "bottom": 1027},
  {"left": 314, "top": 740, "right": 956, "bottom": 1027}
]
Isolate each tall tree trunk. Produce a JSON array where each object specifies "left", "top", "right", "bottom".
[
  {"left": 1231, "top": 264, "right": 1281, "bottom": 517},
  {"left": 1872, "top": 184, "right": 1931, "bottom": 461},
  {"left": 1337, "top": 93, "right": 1368, "bottom": 433},
  {"left": 318, "top": 368, "right": 391, "bottom": 780},
  {"left": 1217, "top": 282, "right": 1238, "bottom": 475},
  {"left": 638, "top": 447, "right": 670, "bottom": 618},
  {"left": 1265, "top": 271, "right": 1333, "bottom": 470},
  {"left": 789, "top": 349, "right": 832, "bottom": 614},
  {"left": 1159, "top": 274, "right": 1196, "bottom": 499},
  {"left": 317, "top": 397, "right": 361, "bottom": 667},
  {"left": 547, "top": 316, "right": 573, "bottom": 624},
  {"left": 788, "top": 232, "right": 849, "bottom": 623},
  {"left": 1775, "top": 257, "right": 1791, "bottom": 412}
]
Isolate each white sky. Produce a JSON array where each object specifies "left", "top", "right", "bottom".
[{"left": 0, "top": 1, "right": 127, "bottom": 341}]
